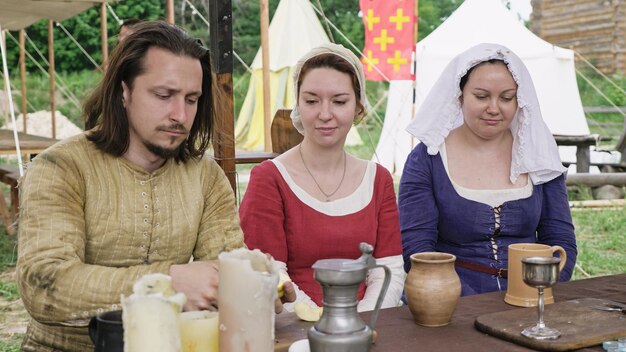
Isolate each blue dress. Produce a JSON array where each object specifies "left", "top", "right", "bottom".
[{"left": 399, "top": 143, "right": 577, "bottom": 296}]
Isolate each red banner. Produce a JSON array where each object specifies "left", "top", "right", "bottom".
[{"left": 360, "top": 0, "right": 415, "bottom": 81}]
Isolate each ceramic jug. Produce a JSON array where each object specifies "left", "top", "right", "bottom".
[
  {"left": 505, "top": 243, "right": 567, "bottom": 307},
  {"left": 88, "top": 310, "right": 124, "bottom": 352},
  {"left": 404, "top": 252, "right": 461, "bottom": 327}
]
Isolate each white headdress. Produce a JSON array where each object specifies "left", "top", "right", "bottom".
[
  {"left": 290, "top": 43, "right": 371, "bottom": 135},
  {"left": 406, "top": 43, "right": 566, "bottom": 184}
]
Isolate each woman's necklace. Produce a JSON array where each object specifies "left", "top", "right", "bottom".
[{"left": 298, "top": 143, "right": 347, "bottom": 202}]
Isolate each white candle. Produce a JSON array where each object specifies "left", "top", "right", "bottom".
[
  {"left": 179, "top": 311, "right": 219, "bottom": 352},
  {"left": 122, "top": 273, "right": 186, "bottom": 352},
  {"left": 218, "top": 248, "right": 278, "bottom": 352}
]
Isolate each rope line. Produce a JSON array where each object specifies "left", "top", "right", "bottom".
[
  {"left": 24, "top": 32, "right": 49, "bottom": 66},
  {"left": 576, "top": 68, "right": 626, "bottom": 119},
  {"left": 575, "top": 51, "right": 626, "bottom": 98},
  {"left": 0, "top": 70, "right": 39, "bottom": 113},
  {"left": 183, "top": 0, "right": 210, "bottom": 28},
  {"left": 106, "top": 2, "right": 123, "bottom": 25},
  {"left": 584, "top": 113, "right": 613, "bottom": 138},
  {"left": 7, "top": 32, "right": 83, "bottom": 112},
  {"left": 19, "top": 32, "right": 83, "bottom": 107},
  {"left": 313, "top": 0, "right": 334, "bottom": 42},
  {"left": 56, "top": 22, "right": 103, "bottom": 72}
]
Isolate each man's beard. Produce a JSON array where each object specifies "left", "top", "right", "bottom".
[
  {"left": 144, "top": 139, "right": 184, "bottom": 159},
  {"left": 144, "top": 124, "right": 188, "bottom": 159}
]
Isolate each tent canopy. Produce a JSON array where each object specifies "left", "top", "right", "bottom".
[
  {"left": 0, "top": 0, "right": 112, "bottom": 31},
  {"left": 249, "top": 0, "right": 329, "bottom": 72},
  {"left": 375, "top": 0, "right": 589, "bottom": 175}
]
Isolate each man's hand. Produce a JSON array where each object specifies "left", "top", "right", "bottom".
[
  {"left": 169, "top": 261, "right": 219, "bottom": 311},
  {"left": 275, "top": 280, "right": 296, "bottom": 313}
]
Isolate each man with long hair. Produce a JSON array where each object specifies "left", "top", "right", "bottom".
[{"left": 16, "top": 21, "right": 245, "bottom": 351}]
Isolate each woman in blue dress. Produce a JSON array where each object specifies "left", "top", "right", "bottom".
[{"left": 399, "top": 43, "right": 577, "bottom": 296}]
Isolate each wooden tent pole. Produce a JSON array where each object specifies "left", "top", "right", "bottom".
[
  {"left": 100, "top": 2, "right": 108, "bottom": 71},
  {"left": 209, "top": 0, "right": 236, "bottom": 193},
  {"left": 166, "top": 0, "right": 175, "bottom": 24},
  {"left": 260, "top": 0, "right": 272, "bottom": 152},
  {"left": 48, "top": 20, "right": 56, "bottom": 139},
  {"left": 19, "top": 30, "right": 27, "bottom": 134}
]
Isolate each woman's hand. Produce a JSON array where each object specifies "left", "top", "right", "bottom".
[{"left": 275, "top": 281, "right": 296, "bottom": 313}]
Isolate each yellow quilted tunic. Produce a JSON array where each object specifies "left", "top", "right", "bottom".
[{"left": 17, "top": 133, "right": 244, "bottom": 351}]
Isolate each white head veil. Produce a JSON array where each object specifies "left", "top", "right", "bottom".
[
  {"left": 290, "top": 43, "right": 371, "bottom": 135},
  {"left": 406, "top": 43, "right": 566, "bottom": 185}
]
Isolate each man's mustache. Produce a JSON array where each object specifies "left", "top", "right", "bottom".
[{"left": 157, "top": 124, "right": 187, "bottom": 134}]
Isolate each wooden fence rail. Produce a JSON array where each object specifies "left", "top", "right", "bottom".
[{"left": 583, "top": 106, "right": 626, "bottom": 114}]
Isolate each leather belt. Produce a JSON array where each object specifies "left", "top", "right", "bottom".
[{"left": 455, "top": 258, "right": 508, "bottom": 278}]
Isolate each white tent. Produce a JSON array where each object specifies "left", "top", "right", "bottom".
[
  {"left": 234, "top": 0, "right": 328, "bottom": 150},
  {"left": 234, "top": 0, "right": 362, "bottom": 151},
  {"left": 375, "top": 0, "right": 589, "bottom": 175}
]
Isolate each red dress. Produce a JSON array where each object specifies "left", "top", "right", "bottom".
[{"left": 240, "top": 160, "right": 402, "bottom": 305}]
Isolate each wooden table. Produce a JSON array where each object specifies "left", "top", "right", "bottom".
[
  {"left": 0, "top": 129, "right": 57, "bottom": 233},
  {"left": 0, "top": 129, "right": 58, "bottom": 156},
  {"left": 275, "top": 274, "right": 626, "bottom": 351}
]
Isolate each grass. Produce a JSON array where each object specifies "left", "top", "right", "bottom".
[
  {"left": 0, "top": 227, "right": 21, "bottom": 351},
  {"left": 570, "top": 207, "right": 626, "bottom": 280},
  {"left": 0, "top": 337, "right": 21, "bottom": 352},
  {"left": 0, "top": 281, "right": 19, "bottom": 302},
  {"left": 0, "top": 226, "right": 18, "bottom": 304},
  {"left": 568, "top": 185, "right": 595, "bottom": 201},
  {"left": 0, "top": 230, "right": 17, "bottom": 274}
]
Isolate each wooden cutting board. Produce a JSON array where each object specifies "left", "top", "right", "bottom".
[{"left": 475, "top": 298, "right": 626, "bottom": 351}]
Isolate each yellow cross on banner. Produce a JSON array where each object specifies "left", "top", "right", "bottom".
[
  {"left": 359, "top": 0, "right": 415, "bottom": 81},
  {"left": 389, "top": 8, "right": 410, "bottom": 31},
  {"left": 363, "top": 50, "right": 379, "bottom": 72},
  {"left": 373, "top": 29, "right": 394, "bottom": 51},
  {"left": 365, "top": 9, "right": 380, "bottom": 31},
  {"left": 387, "top": 50, "right": 408, "bottom": 72}
]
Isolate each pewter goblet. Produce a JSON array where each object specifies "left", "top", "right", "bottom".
[{"left": 520, "top": 256, "right": 561, "bottom": 340}]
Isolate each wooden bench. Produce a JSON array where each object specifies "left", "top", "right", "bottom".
[{"left": 554, "top": 134, "right": 612, "bottom": 173}]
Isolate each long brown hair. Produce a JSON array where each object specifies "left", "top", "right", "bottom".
[{"left": 85, "top": 21, "right": 213, "bottom": 163}]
